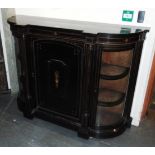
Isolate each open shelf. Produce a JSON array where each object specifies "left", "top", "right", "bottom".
[
  {"left": 96, "top": 103, "right": 124, "bottom": 126},
  {"left": 98, "top": 88, "right": 125, "bottom": 107},
  {"left": 100, "top": 63, "right": 129, "bottom": 80}
]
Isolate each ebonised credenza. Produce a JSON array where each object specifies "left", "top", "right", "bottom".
[{"left": 8, "top": 15, "right": 149, "bottom": 139}]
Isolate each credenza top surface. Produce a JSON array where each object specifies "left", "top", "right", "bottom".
[{"left": 8, "top": 15, "right": 149, "bottom": 35}]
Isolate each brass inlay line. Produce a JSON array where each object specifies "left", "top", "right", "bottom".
[{"left": 54, "top": 71, "right": 59, "bottom": 88}]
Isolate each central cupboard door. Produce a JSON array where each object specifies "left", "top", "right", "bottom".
[{"left": 34, "top": 40, "right": 83, "bottom": 119}]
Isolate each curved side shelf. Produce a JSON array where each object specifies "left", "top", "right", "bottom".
[
  {"left": 96, "top": 103, "right": 124, "bottom": 126},
  {"left": 100, "top": 63, "right": 130, "bottom": 80},
  {"left": 98, "top": 88, "right": 125, "bottom": 107}
]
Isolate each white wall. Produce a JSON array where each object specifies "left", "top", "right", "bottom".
[
  {"left": 0, "top": 8, "right": 19, "bottom": 93},
  {"left": 0, "top": 9, "right": 11, "bottom": 89},
  {"left": 15, "top": 8, "right": 153, "bottom": 27},
  {"left": 14, "top": 8, "right": 155, "bottom": 126}
]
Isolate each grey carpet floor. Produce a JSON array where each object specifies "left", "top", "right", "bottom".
[{"left": 0, "top": 94, "right": 155, "bottom": 147}]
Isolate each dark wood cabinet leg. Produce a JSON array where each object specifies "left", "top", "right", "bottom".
[
  {"left": 78, "top": 113, "right": 90, "bottom": 139},
  {"left": 23, "top": 112, "right": 34, "bottom": 119},
  {"left": 78, "top": 127, "right": 89, "bottom": 139},
  {"left": 126, "top": 117, "right": 132, "bottom": 128},
  {"left": 17, "top": 96, "right": 34, "bottom": 119}
]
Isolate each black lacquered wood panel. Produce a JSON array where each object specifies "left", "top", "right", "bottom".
[{"left": 35, "top": 40, "right": 82, "bottom": 118}]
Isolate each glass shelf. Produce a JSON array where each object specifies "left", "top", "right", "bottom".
[
  {"left": 96, "top": 103, "right": 124, "bottom": 126},
  {"left": 98, "top": 88, "right": 125, "bottom": 107},
  {"left": 102, "top": 50, "right": 133, "bottom": 68},
  {"left": 96, "top": 49, "right": 133, "bottom": 128},
  {"left": 100, "top": 63, "right": 129, "bottom": 80}
]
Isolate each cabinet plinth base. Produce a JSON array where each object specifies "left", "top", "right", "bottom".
[
  {"left": 18, "top": 98, "right": 132, "bottom": 139},
  {"left": 89, "top": 118, "right": 131, "bottom": 139}
]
